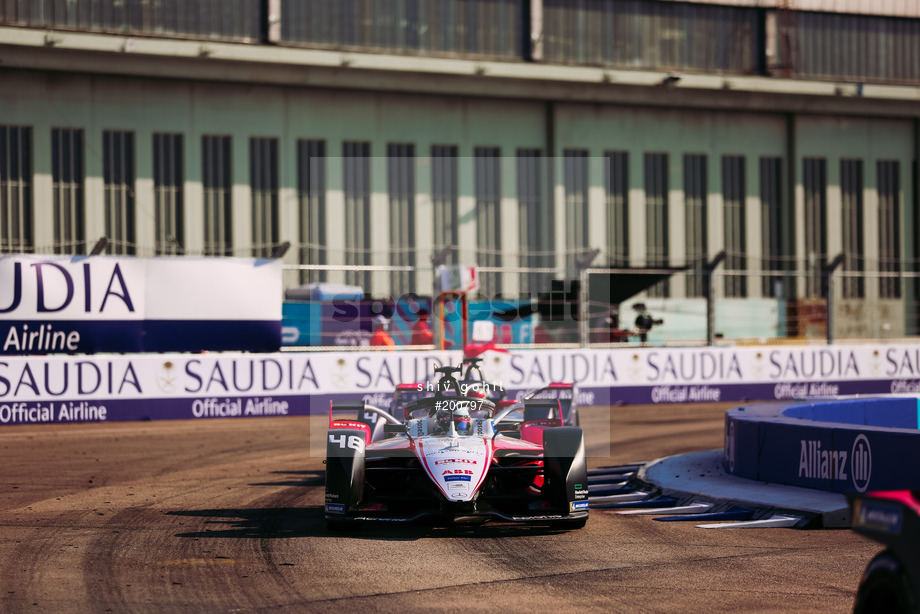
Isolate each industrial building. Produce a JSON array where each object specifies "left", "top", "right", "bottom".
[{"left": 1, "top": 0, "right": 918, "bottom": 340}]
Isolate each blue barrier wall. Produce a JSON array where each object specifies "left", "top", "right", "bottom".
[
  {"left": 782, "top": 398, "right": 920, "bottom": 429},
  {"left": 725, "top": 398, "right": 920, "bottom": 494}
]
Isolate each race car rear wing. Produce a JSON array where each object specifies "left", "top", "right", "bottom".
[
  {"left": 520, "top": 400, "right": 564, "bottom": 445},
  {"left": 522, "top": 383, "right": 576, "bottom": 425},
  {"left": 329, "top": 400, "right": 402, "bottom": 443}
]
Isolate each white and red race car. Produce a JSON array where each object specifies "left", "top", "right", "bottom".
[{"left": 324, "top": 366, "right": 588, "bottom": 529}]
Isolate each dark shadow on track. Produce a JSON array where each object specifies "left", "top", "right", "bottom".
[
  {"left": 168, "top": 507, "right": 575, "bottom": 541},
  {"left": 169, "top": 507, "right": 327, "bottom": 539},
  {"left": 249, "top": 470, "right": 324, "bottom": 487}
]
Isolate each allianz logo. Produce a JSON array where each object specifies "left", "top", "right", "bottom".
[{"left": 797, "top": 434, "right": 872, "bottom": 492}]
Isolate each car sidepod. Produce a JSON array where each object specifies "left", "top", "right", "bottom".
[
  {"left": 324, "top": 428, "right": 366, "bottom": 527},
  {"left": 542, "top": 426, "right": 589, "bottom": 527}
]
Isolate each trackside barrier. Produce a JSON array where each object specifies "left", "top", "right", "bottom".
[
  {"left": 724, "top": 397, "right": 920, "bottom": 494},
  {"left": 1, "top": 342, "right": 920, "bottom": 426}
]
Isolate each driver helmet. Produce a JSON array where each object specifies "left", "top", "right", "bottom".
[{"left": 436, "top": 405, "right": 472, "bottom": 435}]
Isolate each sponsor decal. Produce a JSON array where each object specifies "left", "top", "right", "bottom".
[
  {"left": 651, "top": 385, "right": 722, "bottom": 403},
  {"left": 509, "top": 352, "right": 617, "bottom": 386},
  {"left": 774, "top": 382, "right": 840, "bottom": 399},
  {"left": 0, "top": 401, "right": 108, "bottom": 424},
  {"left": 569, "top": 501, "right": 589, "bottom": 511},
  {"left": 768, "top": 349, "right": 859, "bottom": 379},
  {"left": 646, "top": 351, "right": 743, "bottom": 382},
  {"left": 325, "top": 503, "right": 345, "bottom": 515},
  {"left": 157, "top": 361, "right": 179, "bottom": 393},
  {"left": 795, "top": 433, "right": 872, "bottom": 493},
  {"left": 426, "top": 446, "right": 486, "bottom": 457},
  {"left": 434, "top": 459, "right": 478, "bottom": 465},
  {"left": 444, "top": 475, "right": 472, "bottom": 482},
  {"left": 797, "top": 439, "right": 848, "bottom": 481},
  {"left": 442, "top": 469, "right": 474, "bottom": 475},
  {"left": 853, "top": 499, "right": 902, "bottom": 535},
  {"left": 890, "top": 379, "right": 920, "bottom": 394},
  {"left": 449, "top": 483, "right": 467, "bottom": 490},
  {"left": 850, "top": 434, "right": 872, "bottom": 493},
  {"left": 0, "top": 259, "right": 137, "bottom": 318},
  {"left": 525, "top": 419, "right": 562, "bottom": 427},
  {"left": 332, "top": 420, "right": 369, "bottom": 430},
  {"left": 575, "top": 489, "right": 589, "bottom": 498},
  {"left": 191, "top": 397, "right": 290, "bottom": 418}
]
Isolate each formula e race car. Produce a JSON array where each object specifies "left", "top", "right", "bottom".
[
  {"left": 521, "top": 382, "right": 579, "bottom": 426},
  {"left": 324, "top": 366, "right": 588, "bottom": 530},
  {"left": 850, "top": 489, "right": 920, "bottom": 613}
]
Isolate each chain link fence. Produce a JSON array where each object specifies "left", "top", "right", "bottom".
[{"left": 280, "top": 260, "right": 920, "bottom": 349}]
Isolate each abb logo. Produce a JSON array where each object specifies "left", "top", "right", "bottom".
[
  {"left": 434, "top": 459, "right": 477, "bottom": 466},
  {"left": 442, "top": 469, "right": 475, "bottom": 475}
]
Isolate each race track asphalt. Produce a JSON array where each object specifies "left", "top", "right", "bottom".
[{"left": 0, "top": 402, "right": 877, "bottom": 613}]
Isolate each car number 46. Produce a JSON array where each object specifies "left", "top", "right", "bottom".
[{"left": 329, "top": 433, "right": 364, "bottom": 450}]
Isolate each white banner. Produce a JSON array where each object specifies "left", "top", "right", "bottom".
[{"left": 0, "top": 254, "right": 282, "bottom": 354}]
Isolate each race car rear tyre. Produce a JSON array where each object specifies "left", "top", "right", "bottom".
[{"left": 853, "top": 550, "right": 917, "bottom": 614}]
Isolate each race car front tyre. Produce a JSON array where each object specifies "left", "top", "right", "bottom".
[
  {"left": 542, "top": 426, "right": 588, "bottom": 524},
  {"left": 324, "top": 428, "right": 366, "bottom": 529},
  {"left": 853, "top": 550, "right": 917, "bottom": 614}
]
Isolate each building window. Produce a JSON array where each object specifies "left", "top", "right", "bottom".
[
  {"left": 517, "top": 148, "right": 546, "bottom": 294},
  {"left": 840, "top": 159, "right": 865, "bottom": 299},
  {"left": 760, "top": 157, "right": 786, "bottom": 298},
  {"left": 431, "top": 145, "right": 458, "bottom": 265},
  {"left": 683, "top": 154, "right": 707, "bottom": 298},
  {"left": 343, "top": 141, "right": 371, "bottom": 290},
  {"left": 878, "top": 160, "right": 901, "bottom": 299},
  {"left": 153, "top": 133, "right": 184, "bottom": 255},
  {"left": 644, "top": 152, "right": 669, "bottom": 297},
  {"left": 803, "top": 157, "right": 827, "bottom": 298},
  {"left": 52, "top": 128, "right": 84, "bottom": 255},
  {"left": 202, "top": 135, "right": 232, "bottom": 257},
  {"left": 563, "top": 149, "right": 589, "bottom": 272},
  {"left": 474, "top": 147, "right": 501, "bottom": 298},
  {"left": 103, "top": 130, "right": 135, "bottom": 255},
  {"left": 250, "top": 137, "right": 279, "bottom": 259},
  {"left": 723, "top": 155, "right": 746, "bottom": 298},
  {"left": 605, "top": 151, "right": 629, "bottom": 268},
  {"left": 1, "top": 125, "right": 33, "bottom": 254},
  {"left": 387, "top": 143, "right": 415, "bottom": 295},
  {"left": 298, "top": 139, "right": 326, "bottom": 283}
]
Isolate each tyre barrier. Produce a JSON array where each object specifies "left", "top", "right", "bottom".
[{"left": 724, "top": 396, "right": 920, "bottom": 494}]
